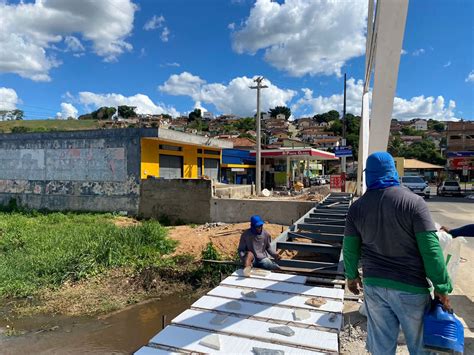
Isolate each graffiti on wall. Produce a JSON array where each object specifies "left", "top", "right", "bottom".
[{"left": 0, "top": 148, "right": 126, "bottom": 182}]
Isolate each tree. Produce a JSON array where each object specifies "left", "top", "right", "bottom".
[
  {"left": 188, "top": 108, "right": 202, "bottom": 123},
  {"left": 399, "top": 140, "right": 446, "bottom": 165},
  {"left": 388, "top": 136, "right": 403, "bottom": 156},
  {"left": 78, "top": 106, "right": 116, "bottom": 120},
  {"left": 269, "top": 106, "right": 291, "bottom": 120},
  {"left": 313, "top": 110, "right": 340, "bottom": 123},
  {"left": 118, "top": 105, "right": 137, "bottom": 119},
  {"left": 0, "top": 109, "right": 24, "bottom": 121},
  {"left": 234, "top": 117, "right": 255, "bottom": 132}
]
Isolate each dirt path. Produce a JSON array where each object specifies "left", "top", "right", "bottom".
[{"left": 168, "top": 222, "right": 287, "bottom": 259}]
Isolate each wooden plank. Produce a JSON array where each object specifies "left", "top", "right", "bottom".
[
  {"left": 277, "top": 241, "right": 341, "bottom": 255},
  {"left": 208, "top": 285, "right": 344, "bottom": 313},
  {"left": 221, "top": 276, "right": 344, "bottom": 300},
  {"left": 231, "top": 269, "right": 307, "bottom": 284},
  {"left": 287, "top": 231, "right": 343, "bottom": 243},
  {"left": 170, "top": 309, "right": 339, "bottom": 352},
  {"left": 191, "top": 295, "right": 342, "bottom": 330},
  {"left": 148, "top": 325, "right": 321, "bottom": 355}
]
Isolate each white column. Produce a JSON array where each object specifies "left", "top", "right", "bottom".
[
  {"left": 357, "top": 92, "right": 370, "bottom": 196},
  {"left": 368, "top": 0, "right": 409, "bottom": 153}
]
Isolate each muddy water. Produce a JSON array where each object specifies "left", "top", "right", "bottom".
[{"left": 1, "top": 293, "right": 197, "bottom": 354}]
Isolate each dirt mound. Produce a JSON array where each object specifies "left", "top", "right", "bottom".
[{"left": 168, "top": 222, "right": 287, "bottom": 259}]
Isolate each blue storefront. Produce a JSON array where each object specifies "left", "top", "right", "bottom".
[{"left": 221, "top": 149, "right": 256, "bottom": 184}]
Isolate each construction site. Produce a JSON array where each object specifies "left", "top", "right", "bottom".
[{"left": 0, "top": 0, "right": 473, "bottom": 354}]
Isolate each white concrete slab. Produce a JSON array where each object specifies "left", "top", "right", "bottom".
[
  {"left": 134, "top": 346, "right": 181, "bottom": 354},
  {"left": 221, "top": 276, "right": 344, "bottom": 300},
  {"left": 171, "top": 309, "right": 338, "bottom": 352},
  {"left": 232, "top": 269, "right": 308, "bottom": 284},
  {"left": 208, "top": 285, "right": 344, "bottom": 313},
  {"left": 192, "top": 295, "right": 342, "bottom": 330},
  {"left": 148, "top": 325, "right": 322, "bottom": 355}
]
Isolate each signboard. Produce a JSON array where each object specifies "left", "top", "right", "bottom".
[
  {"left": 463, "top": 166, "right": 468, "bottom": 176},
  {"left": 330, "top": 175, "right": 343, "bottom": 189},
  {"left": 231, "top": 168, "right": 245, "bottom": 172},
  {"left": 334, "top": 146, "right": 353, "bottom": 157}
]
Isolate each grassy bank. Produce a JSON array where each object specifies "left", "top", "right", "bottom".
[
  {"left": 0, "top": 119, "right": 100, "bottom": 133},
  {"left": 0, "top": 211, "right": 176, "bottom": 298}
]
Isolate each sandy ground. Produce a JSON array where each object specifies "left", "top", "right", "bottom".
[{"left": 168, "top": 222, "right": 287, "bottom": 259}]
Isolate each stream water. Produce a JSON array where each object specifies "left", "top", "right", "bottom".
[{"left": 1, "top": 293, "right": 197, "bottom": 354}]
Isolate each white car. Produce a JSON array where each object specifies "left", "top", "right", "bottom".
[
  {"left": 437, "top": 180, "right": 462, "bottom": 197},
  {"left": 401, "top": 176, "right": 431, "bottom": 199}
]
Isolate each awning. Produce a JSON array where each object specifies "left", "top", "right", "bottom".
[{"left": 250, "top": 148, "right": 337, "bottom": 160}]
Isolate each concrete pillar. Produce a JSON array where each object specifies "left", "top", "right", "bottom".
[{"left": 286, "top": 155, "right": 290, "bottom": 188}]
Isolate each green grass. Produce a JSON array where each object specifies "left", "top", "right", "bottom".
[
  {"left": 0, "top": 211, "right": 176, "bottom": 298},
  {"left": 0, "top": 119, "right": 100, "bottom": 133}
]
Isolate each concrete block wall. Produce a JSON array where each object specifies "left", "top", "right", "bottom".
[
  {"left": 139, "top": 178, "right": 212, "bottom": 224},
  {"left": 0, "top": 128, "right": 156, "bottom": 214},
  {"left": 210, "top": 198, "right": 315, "bottom": 225}
]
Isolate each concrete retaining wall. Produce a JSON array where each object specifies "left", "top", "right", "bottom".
[
  {"left": 210, "top": 198, "right": 315, "bottom": 225},
  {"left": 139, "top": 179, "right": 212, "bottom": 224},
  {"left": 214, "top": 184, "right": 253, "bottom": 199},
  {"left": 0, "top": 128, "right": 156, "bottom": 214}
]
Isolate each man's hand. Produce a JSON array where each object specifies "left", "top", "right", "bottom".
[
  {"left": 435, "top": 291, "right": 452, "bottom": 311},
  {"left": 440, "top": 226, "right": 451, "bottom": 233},
  {"left": 347, "top": 277, "right": 363, "bottom": 295},
  {"left": 274, "top": 254, "right": 282, "bottom": 260}
]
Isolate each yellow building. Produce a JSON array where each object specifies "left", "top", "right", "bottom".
[{"left": 141, "top": 128, "right": 232, "bottom": 180}]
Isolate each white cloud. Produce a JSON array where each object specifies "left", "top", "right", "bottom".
[
  {"left": 412, "top": 48, "right": 425, "bottom": 56},
  {"left": 0, "top": 87, "right": 19, "bottom": 110},
  {"left": 443, "top": 61, "right": 451, "bottom": 68},
  {"left": 292, "top": 77, "right": 458, "bottom": 121},
  {"left": 228, "top": 23, "right": 236, "bottom": 30},
  {"left": 160, "top": 62, "right": 180, "bottom": 68},
  {"left": 465, "top": 70, "right": 474, "bottom": 83},
  {"left": 64, "top": 36, "right": 85, "bottom": 52},
  {"left": 0, "top": 0, "right": 137, "bottom": 81},
  {"left": 231, "top": 0, "right": 367, "bottom": 77},
  {"left": 160, "top": 27, "right": 170, "bottom": 42},
  {"left": 159, "top": 72, "right": 296, "bottom": 116},
  {"left": 401, "top": 49, "right": 408, "bottom": 55},
  {"left": 56, "top": 102, "right": 78, "bottom": 119},
  {"left": 78, "top": 92, "right": 179, "bottom": 117},
  {"left": 139, "top": 48, "right": 146, "bottom": 58},
  {"left": 143, "top": 15, "right": 165, "bottom": 31}
]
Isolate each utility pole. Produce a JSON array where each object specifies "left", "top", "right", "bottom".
[
  {"left": 250, "top": 76, "right": 268, "bottom": 195},
  {"left": 341, "top": 73, "right": 347, "bottom": 174}
]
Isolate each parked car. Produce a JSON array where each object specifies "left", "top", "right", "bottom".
[
  {"left": 437, "top": 180, "right": 462, "bottom": 197},
  {"left": 401, "top": 176, "right": 431, "bottom": 199}
]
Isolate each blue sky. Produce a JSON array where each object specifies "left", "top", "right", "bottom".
[{"left": 0, "top": 0, "right": 472, "bottom": 121}]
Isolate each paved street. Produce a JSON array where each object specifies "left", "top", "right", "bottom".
[{"left": 426, "top": 197, "right": 474, "bottom": 351}]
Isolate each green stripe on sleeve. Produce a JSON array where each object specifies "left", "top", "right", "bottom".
[
  {"left": 343, "top": 235, "right": 361, "bottom": 280},
  {"left": 416, "top": 231, "right": 453, "bottom": 294}
]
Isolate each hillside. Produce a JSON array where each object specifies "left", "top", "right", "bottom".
[{"left": 0, "top": 119, "right": 100, "bottom": 133}]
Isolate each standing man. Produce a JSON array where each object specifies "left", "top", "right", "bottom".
[
  {"left": 344, "top": 152, "right": 452, "bottom": 355},
  {"left": 238, "top": 215, "right": 281, "bottom": 271}
]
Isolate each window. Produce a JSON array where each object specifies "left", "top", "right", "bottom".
[
  {"left": 159, "top": 155, "right": 183, "bottom": 179},
  {"left": 159, "top": 144, "right": 182, "bottom": 151},
  {"left": 198, "top": 157, "right": 202, "bottom": 177},
  {"left": 449, "top": 135, "right": 462, "bottom": 140},
  {"left": 204, "top": 149, "right": 220, "bottom": 156},
  {"left": 401, "top": 177, "right": 424, "bottom": 183},
  {"left": 197, "top": 149, "right": 203, "bottom": 154}
]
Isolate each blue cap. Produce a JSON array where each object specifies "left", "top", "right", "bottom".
[{"left": 250, "top": 215, "right": 264, "bottom": 228}]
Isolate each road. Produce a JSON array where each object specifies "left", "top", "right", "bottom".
[{"left": 426, "top": 196, "right": 474, "bottom": 351}]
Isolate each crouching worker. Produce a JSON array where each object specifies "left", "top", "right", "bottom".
[{"left": 238, "top": 215, "right": 281, "bottom": 272}]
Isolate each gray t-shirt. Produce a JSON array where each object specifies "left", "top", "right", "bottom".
[
  {"left": 344, "top": 186, "right": 436, "bottom": 287},
  {"left": 238, "top": 229, "right": 277, "bottom": 261}
]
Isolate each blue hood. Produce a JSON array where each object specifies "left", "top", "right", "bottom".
[
  {"left": 250, "top": 215, "right": 264, "bottom": 234},
  {"left": 365, "top": 152, "right": 400, "bottom": 190}
]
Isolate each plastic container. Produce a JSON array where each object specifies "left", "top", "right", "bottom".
[{"left": 423, "top": 299, "right": 464, "bottom": 354}]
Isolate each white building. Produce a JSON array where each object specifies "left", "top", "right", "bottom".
[
  {"left": 202, "top": 111, "right": 214, "bottom": 120},
  {"left": 276, "top": 113, "right": 286, "bottom": 120},
  {"left": 412, "top": 119, "right": 428, "bottom": 131}
]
